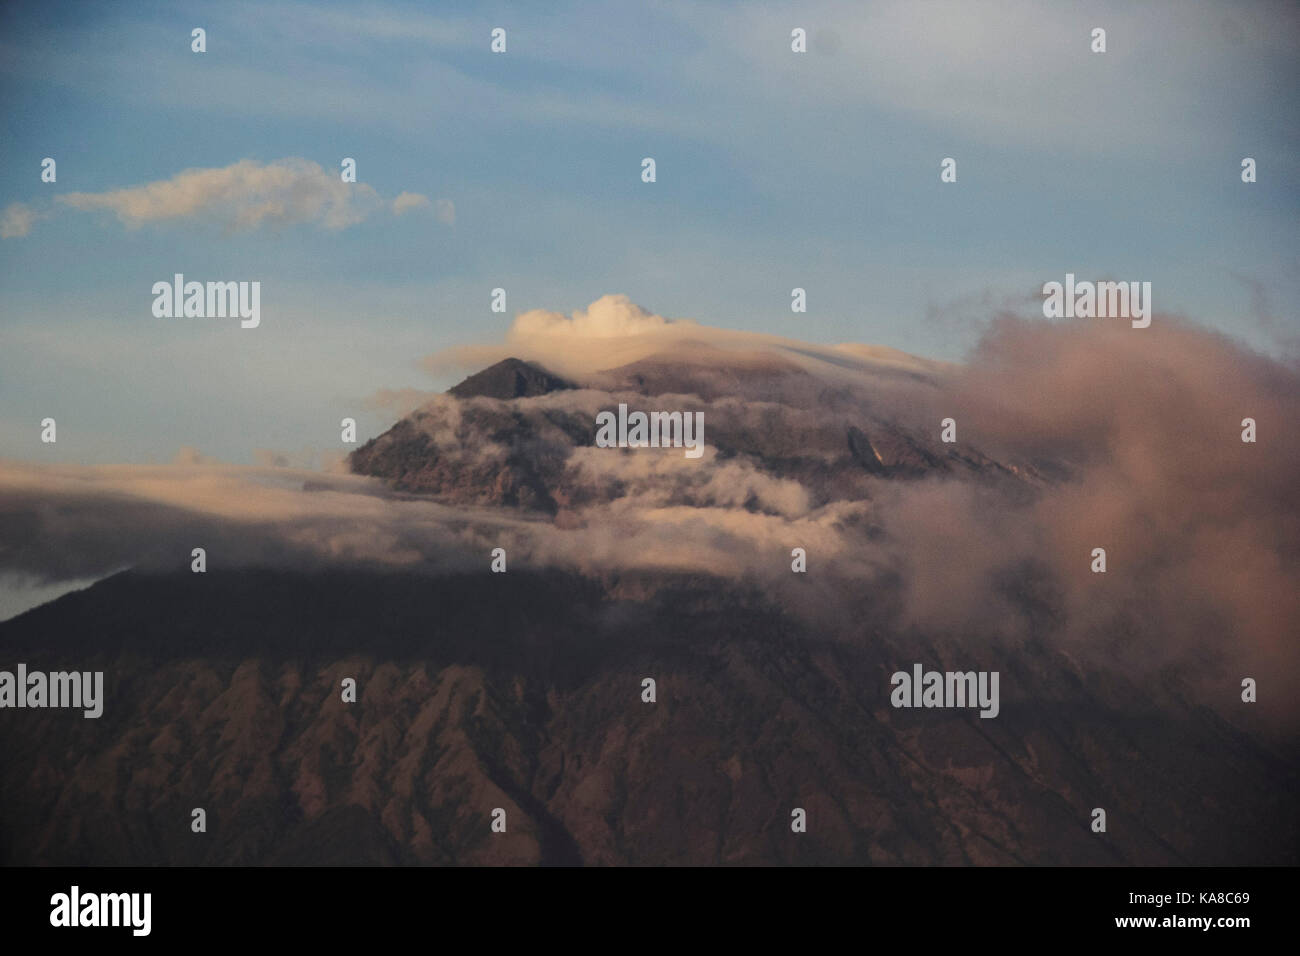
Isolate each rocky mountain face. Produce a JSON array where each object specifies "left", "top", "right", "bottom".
[
  {"left": 0, "top": 568, "right": 1292, "bottom": 865},
  {"left": 1, "top": 354, "right": 1293, "bottom": 866},
  {"left": 349, "top": 355, "right": 1038, "bottom": 514}
]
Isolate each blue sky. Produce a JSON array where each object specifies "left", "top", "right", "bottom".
[{"left": 1, "top": 0, "right": 1297, "bottom": 465}]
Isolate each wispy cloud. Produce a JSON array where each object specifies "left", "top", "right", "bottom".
[
  {"left": 2, "top": 159, "right": 450, "bottom": 238},
  {"left": 0, "top": 202, "right": 45, "bottom": 239}
]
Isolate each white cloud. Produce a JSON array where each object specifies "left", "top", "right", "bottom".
[
  {"left": 426, "top": 294, "right": 945, "bottom": 382},
  {"left": 392, "top": 192, "right": 430, "bottom": 216},
  {"left": 46, "top": 158, "right": 429, "bottom": 235}
]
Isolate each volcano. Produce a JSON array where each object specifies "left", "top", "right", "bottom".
[{"left": 0, "top": 348, "right": 1294, "bottom": 866}]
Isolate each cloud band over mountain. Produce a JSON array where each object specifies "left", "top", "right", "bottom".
[{"left": 2, "top": 299, "right": 1296, "bottom": 723}]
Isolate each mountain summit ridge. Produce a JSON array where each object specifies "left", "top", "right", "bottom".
[{"left": 447, "top": 357, "right": 576, "bottom": 400}]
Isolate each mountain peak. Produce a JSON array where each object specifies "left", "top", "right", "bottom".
[{"left": 447, "top": 358, "right": 575, "bottom": 400}]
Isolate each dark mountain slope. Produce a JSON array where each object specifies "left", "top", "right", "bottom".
[{"left": 0, "top": 569, "right": 1292, "bottom": 866}]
